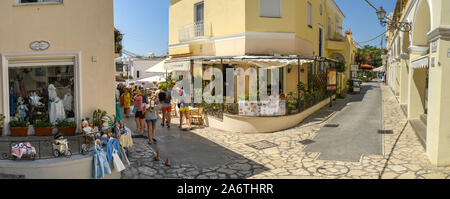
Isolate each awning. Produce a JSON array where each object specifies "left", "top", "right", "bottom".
[
  {"left": 373, "top": 66, "right": 385, "bottom": 72},
  {"left": 164, "top": 60, "right": 190, "bottom": 71},
  {"left": 137, "top": 75, "right": 166, "bottom": 83},
  {"left": 411, "top": 55, "right": 429, "bottom": 69},
  {"left": 244, "top": 59, "right": 314, "bottom": 69},
  {"left": 200, "top": 56, "right": 315, "bottom": 69},
  {"left": 360, "top": 64, "right": 374, "bottom": 69}
]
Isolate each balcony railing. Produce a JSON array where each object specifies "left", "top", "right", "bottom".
[
  {"left": 328, "top": 32, "right": 345, "bottom": 42},
  {"left": 179, "top": 22, "right": 211, "bottom": 42}
]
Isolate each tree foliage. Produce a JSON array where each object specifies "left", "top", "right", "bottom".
[{"left": 355, "top": 45, "right": 385, "bottom": 68}]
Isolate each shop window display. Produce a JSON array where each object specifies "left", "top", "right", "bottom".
[{"left": 8, "top": 65, "right": 75, "bottom": 125}]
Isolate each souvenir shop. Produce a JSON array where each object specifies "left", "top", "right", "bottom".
[
  {"left": 1, "top": 52, "right": 82, "bottom": 136},
  {"left": 8, "top": 65, "right": 75, "bottom": 124}
]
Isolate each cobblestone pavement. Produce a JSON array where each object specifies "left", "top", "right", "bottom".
[{"left": 121, "top": 82, "right": 450, "bottom": 179}]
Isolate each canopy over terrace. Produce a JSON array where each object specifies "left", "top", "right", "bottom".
[
  {"left": 360, "top": 64, "right": 374, "bottom": 70},
  {"left": 164, "top": 55, "right": 339, "bottom": 70},
  {"left": 164, "top": 55, "right": 339, "bottom": 109},
  {"left": 373, "top": 66, "right": 385, "bottom": 72}
]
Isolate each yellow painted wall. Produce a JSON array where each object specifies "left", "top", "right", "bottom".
[
  {"left": 169, "top": 0, "right": 348, "bottom": 59},
  {"left": 169, "top": 0, "right": 246, "bottom": 46},
  {"left": 0, "top": 0, "right": 115, "bottom": 118}
]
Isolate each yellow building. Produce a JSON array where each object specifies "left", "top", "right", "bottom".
[
  {"left": 167, "top": 0, "right": 357, "bottom": 94},
  {"left": 385, "top": 0, "right": 450, "bottom": 166},
  {"left": 0, "top": 0, "right": 116, "bottom": 135}
]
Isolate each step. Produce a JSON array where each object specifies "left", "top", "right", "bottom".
[
  {"left": 410, "top": 119, "right": 427, "bottom": 148},
  {"left": 420, "top": 114, "right": 427, "bottom": 126}
]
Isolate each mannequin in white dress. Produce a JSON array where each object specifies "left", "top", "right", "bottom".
[{"left": 48, "top": 84, "right": 66, "bottom": 124}]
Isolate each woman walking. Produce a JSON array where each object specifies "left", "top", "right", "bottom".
[
  {"left": 144, "top": 97, "right": 162, "bottom": 145},
  {"left": 121, "top": 88, "right": 131, "bottom": 118},
  {"left": 174, "top": 85, "right": 191, "bottom": 130},
  {"left": 133, "top": 90, "right": 146, "bottom": 134}
]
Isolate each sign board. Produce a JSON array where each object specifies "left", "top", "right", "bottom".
[
  {"left": 238, "top": 101, "right": 286, "bottom": 116},
  {"left": 351, "top": 65, "right": 359, "bottom": 72},
  {"left": 327, "top": 69, "right": 337, "bottom": 91},
  {"left": 165, "top": 61, "right": 190, "bottom": 71},
  {"left": 30, "top": 41, "right": 50, "bottom": 51}
]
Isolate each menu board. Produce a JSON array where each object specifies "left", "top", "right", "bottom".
[{"left": 238, "top": 100, "right": 286, "bottom": 116}]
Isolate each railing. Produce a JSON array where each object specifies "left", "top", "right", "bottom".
[
  {"left": 189, "top": 60, "right": 334, "bottom": 119},
  {"left": 178, "top": 22, "right": 211, "bottom": 42},
  {"left": 328, "top": 32, "right": 345, "bottom": 42},
  {"left": 0, "top": 135, "right": 88, "bottom": 160}
]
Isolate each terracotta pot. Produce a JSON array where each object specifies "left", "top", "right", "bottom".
[
  {"left": 35, "top": 127, "right": 53, "bottom": 136},
  {"left": 10, "top": 127, "right": 28, "bottom": 137},
  {"left": 58, "top": 127, "right": 76, "bottom": 136}
]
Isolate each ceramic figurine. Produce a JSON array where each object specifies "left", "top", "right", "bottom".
[
  {"left": 30, "top": 91, "right": 43, "bottom": 106},
  {"left": 17, "top": 97, "right": 28, "bottom": 122}
]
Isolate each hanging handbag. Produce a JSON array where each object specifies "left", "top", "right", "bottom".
[
  {"left": 112, "top": 149, "right": 126, "bottom": 172},
  {"left": 132, "top": 106, "right": 138, "bottom": 115}
]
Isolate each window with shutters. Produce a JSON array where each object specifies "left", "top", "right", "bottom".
[
  {"left": 307, "top": 2, "right": 312, "bottom": 28},
  {"left": 260, "top": 0, "right": 282, "bottom": 18}
]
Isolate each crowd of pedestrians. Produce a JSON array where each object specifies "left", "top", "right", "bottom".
[{"left": 116, "top": 80, "right": 192, "bottom": 145}]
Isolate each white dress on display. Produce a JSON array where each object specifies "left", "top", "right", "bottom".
[
  {"left": 48, "top": 84, "right": 57, "bottom": 101},
  {"left": 63, "top": 93, "right": 73, "bottom": 111},
  {"left": 50, "top": 97, "right": 66, "bottom": 124},
  {"left": 30, "top": 92, "right": 43, "bottom": 106}
]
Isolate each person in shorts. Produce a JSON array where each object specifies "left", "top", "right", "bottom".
[
  {"left": 144, "top": 99, "right": 163, "bottom": 145},
  {"left": 161, "top": 83, "right": 173, "bottom": 128},
  {"left": 133, "top": 90, "right": 146, "bottom": 134},
  {"left": 174, "top": 86, "right": 191, "bottom": 130}
]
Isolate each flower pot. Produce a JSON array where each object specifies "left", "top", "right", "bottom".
[
  {"left": 0, "top": 128, "right": 3, "bottom": 136},
  {"left": 10, "top": 127, "right": 28, "bottom": 137},
  {"left": 35, "top": 127, "right": 53, "bottom": 136},
  {"left": 58, "top": 127, "right": 76, "bottom": 136}
]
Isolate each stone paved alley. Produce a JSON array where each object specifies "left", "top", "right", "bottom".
[{"left": 121, "top": 81, "right": 450, "bottom": 179}]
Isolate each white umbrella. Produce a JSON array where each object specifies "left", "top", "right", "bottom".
[{"left": 137, "top": 75, "right": 165, "bottom": 83}]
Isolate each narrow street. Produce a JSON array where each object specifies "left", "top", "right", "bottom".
[
  {"left": 121, "top": 81, "right": 450, "bottom": 179},
  {"left": 304, "top": 81, "right": 382, "bottom": 162}
]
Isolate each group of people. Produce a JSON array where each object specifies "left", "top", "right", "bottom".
[{"left": 117, "top": 80, "right": 192, "bottom": 145}]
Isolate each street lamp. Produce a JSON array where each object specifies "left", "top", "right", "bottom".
[{"left": 376, "top": 6, "right": 411, "bottom": 32}]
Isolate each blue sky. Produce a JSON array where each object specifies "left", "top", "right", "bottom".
[{"left": 114, "top": 0, "right": 396, "bottom": 56}]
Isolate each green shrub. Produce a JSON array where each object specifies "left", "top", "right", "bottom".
[
  {"left": 56, "top": 120, "right": 76, "bottom": 127},
  {"left": 10, "top": 120, "right": 28, "bottom": 127},
  {"left": 34, "top": 120, "right": 53, "bottom": 128}
]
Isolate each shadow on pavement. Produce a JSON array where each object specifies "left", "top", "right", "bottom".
[{"left": 122, "top": 108, "right": 270, "bottom": 178}]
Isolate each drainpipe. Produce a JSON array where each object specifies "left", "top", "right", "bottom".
[{"left": 298, "top": 58, "right": 301, "bottom": 112}]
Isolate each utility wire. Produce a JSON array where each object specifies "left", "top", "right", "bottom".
[
  {"left": 365, "top": 0, "right": 378, "bottom": 11},
  {"left": 355, "top": 31, "right": 387, "bottom": 46}
]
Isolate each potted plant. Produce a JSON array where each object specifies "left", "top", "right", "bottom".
[
  {"left": 286, "top": 92, "right": 298, "bottom": 114},
  {"left": 56, "top": 119, "right": 77, "bottom": 136},
  {"left": 0, "top": 114, "right": 4, "bottom": 136},
  {"left": 10, "top": 120, "right": 29, "bottom": 137},
  {"left": 34, "top": 120, "right": 54, "bottom": 136}
]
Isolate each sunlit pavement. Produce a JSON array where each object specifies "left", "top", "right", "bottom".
[{"left": 121, "top": 82, "right": 450, "bottom": 179}]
